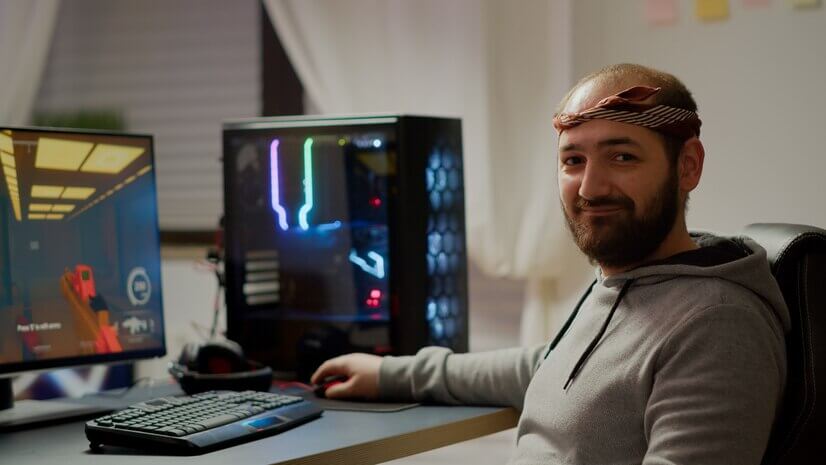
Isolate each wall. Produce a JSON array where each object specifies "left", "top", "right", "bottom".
[
  {"left": 137, "top": 249, "right": 219, "bottom": 379},
  {"left": 571, "top": 0, "right": 826, "bottom": 233},
  {"left": 34, "top": 0, "right": 261, "bottom": 230}
]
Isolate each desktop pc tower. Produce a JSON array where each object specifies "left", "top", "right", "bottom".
[{"left": 222, "top": 115, "right": 468, "bottom": 379}]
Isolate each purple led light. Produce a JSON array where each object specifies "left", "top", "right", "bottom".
[{"left": 270, "top": 139, "right": 289, "bottom": 230}]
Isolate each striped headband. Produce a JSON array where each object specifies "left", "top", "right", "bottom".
[{"left": 553, "top": 86, "right": 701, "bottom": 139}]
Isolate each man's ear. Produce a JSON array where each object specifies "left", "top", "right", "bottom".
[{"left": 678, "top": 137, "right": 704, "bottom": 193}]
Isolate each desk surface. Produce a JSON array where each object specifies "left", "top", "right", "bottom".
[{"left": 1, "top": 387, "right": 519, "bottom": 465}]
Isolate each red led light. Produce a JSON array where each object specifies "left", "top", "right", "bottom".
[
  {"left": 370, "top": 196, "right": 382, "bottom": 207},
  {"left": 370, "top": 289, "right": 382, "bottom": 299},
  {"left": 365, "top": 298, "right": 380, "bottom": 308}
]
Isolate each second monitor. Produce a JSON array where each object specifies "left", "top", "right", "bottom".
[
  {"left": 0, "top": 126, "right": 165, "bottom": 428},
  {"left": 222, "top": 115, "right": 468, "bottom": 379}
]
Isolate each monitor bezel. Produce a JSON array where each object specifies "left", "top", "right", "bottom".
[{"left": 0, "top": 125, "right": 167, "bottom": 376}]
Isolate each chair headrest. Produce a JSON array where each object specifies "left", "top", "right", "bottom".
[{"left": 742, "top": 223, "right": 826, "bottom": 275}]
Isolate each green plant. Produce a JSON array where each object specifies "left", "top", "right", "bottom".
[{"left": 31, "top": 109, "right": 125, "bottom": 131}]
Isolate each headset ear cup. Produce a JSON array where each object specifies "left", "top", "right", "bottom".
[
  {"left": 217, "top": 339, "right": 244, "bottom": 357},
  {"left": 177, "top": 342, "right": 203, "bottom": 370},
  {"left": 195, "top": 341, "right": 246, "bottom": 374},
  {"left": 169, "top": 339, "right": 272, "bottom": 395}
]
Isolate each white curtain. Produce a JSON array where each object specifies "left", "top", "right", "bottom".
[
  {"left": 263, "top": 0, "right": 593, "bottom": 345},
  {"left": 0, "top": 0, "right": 61, "bottom": 125}
]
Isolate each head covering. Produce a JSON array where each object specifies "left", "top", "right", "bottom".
[{"left": 553, "top": 86, "right": 701, "bottom": 139}]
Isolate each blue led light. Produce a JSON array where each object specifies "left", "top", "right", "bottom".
[
  {"left": 428, "top": 232, "right": 442, "bottom": 255},
  {"left": 429, "top": 151, "right": 441, "bottom": 170},
  {"left": 431, "top": 319, "right": 444, "bottom": 339},
  {"left": 427, "top": 300, "right": 437, "bottom": 320},
  {"left": 438, "top": 296, "right": 450, "bottom": 318},
  {"left": 430, "top": 192, "right": 441, "bottom": 210},
  {"left": 367, "top": 251, "right": 385, "bottom": 278},
  {"left": 349, "top": 249, "right": 386, "bottom": 279},
  {"left": 373, "top": 139, "right": 382, "bottom": 148},
  {"left": 435, "top": 168, "right": 447, "bottom": 191},
  {"left": 437, "top": 253, "right": 448, "bottom": 274},
  {"left": 317, "top": 220, "right": 342, "bottom": 232}
]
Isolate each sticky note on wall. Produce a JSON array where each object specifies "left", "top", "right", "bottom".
[
  {"left": 645, "top": 0, "right": 678, "bottom": 25},
  {"left": 789, "top": 0, "right": 820, "bottom": 8},
  {"left": 696, "top": 0, "right": 730, "bottom": 20}
]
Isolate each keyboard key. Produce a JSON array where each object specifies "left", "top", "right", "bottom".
[{"left": 196, "top": 413, "right": 241, "bottom": 429}]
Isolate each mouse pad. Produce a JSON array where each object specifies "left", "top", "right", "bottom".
[
  {"left": 271, "top": 385, "right": 419, "bottom": 412},
  {"left": 300, "top": 394, "right": 420, "bottom": 412}
]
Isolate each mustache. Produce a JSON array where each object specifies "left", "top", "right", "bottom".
[{"left": 575, "top": 195, "right": 634, "bottom": 210}]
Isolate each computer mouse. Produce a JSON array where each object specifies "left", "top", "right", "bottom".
[{"left": 313, "top": 374, "right": 349, "bottom": 398}]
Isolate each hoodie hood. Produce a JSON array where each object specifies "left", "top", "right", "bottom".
[{"left": 600, "top": 232, "right": 791, "bottom": 334}]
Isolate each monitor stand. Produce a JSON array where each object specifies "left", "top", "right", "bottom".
[{"left": 0, "top": 377, "right": 110, "bottom": 431}]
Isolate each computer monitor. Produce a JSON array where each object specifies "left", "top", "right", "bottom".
[{"left": 0, "top": 127, "right": 165, "bottom": 429}]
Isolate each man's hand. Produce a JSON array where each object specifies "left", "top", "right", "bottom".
[{"left": 310, "top": 353, "right": 382, "bottom": 400}]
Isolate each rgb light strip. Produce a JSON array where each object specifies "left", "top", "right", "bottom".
[
  {"left": 297, "top": 138, "right": 314, "bottom": 230},
  {"left": 270, "top": 137, "right": 316, "bottom": 231},
  {"left": 349, "top": 250, "right": 385, "bottom": 279},
  {"left": 269, "top": 139, "right": 289, "bottom": 230}
]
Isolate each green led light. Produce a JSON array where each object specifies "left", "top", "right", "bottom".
[{"left": 298, "top": 137, "right": 314, "bottom": 230}]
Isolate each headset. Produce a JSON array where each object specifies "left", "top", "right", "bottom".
[{"left": 167, "top": 339, "right": 273, "bottom": 395}]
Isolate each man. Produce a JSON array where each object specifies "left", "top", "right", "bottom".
[{"left": 311, "top": 64, "right": 789, "bottom": 464}]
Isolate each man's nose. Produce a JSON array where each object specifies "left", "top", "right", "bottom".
[{"left": 578, "top": 163, "right": 612, "bottom": 199}]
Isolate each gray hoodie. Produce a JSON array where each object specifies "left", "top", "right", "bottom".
[{"left": 379, "top": 233, "right": 790, "bottom": 464}]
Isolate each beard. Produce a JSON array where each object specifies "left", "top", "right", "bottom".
[{"left": 562, "top": 168, "right": 680, "bottom": 269}]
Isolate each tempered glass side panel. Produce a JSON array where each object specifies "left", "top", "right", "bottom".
[{"left": 224, "top": 124, "right": 396, "bottom": 375}]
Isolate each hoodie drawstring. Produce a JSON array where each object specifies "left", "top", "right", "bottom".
[
  {"left": 543, "top": 281, "right": 597, "bottom": 360},
  {"left": 563, "top": 278, "right": 635, "bottom": 390}
]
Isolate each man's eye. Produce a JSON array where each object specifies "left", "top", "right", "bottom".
[
  {"left": 614, "top": 153, "right": 636, "bottom": 162},
  {"left": 563, "top": 156, "right": 583, "bottom": 166}
]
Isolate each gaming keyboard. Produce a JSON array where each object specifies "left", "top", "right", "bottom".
[{"left": 85, "top": 390, "right": 322, "bottom": 454}]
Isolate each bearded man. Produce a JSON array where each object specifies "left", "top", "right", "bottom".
[{"left": 311, "top": 64, "right": 789, "bottom": 465}]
